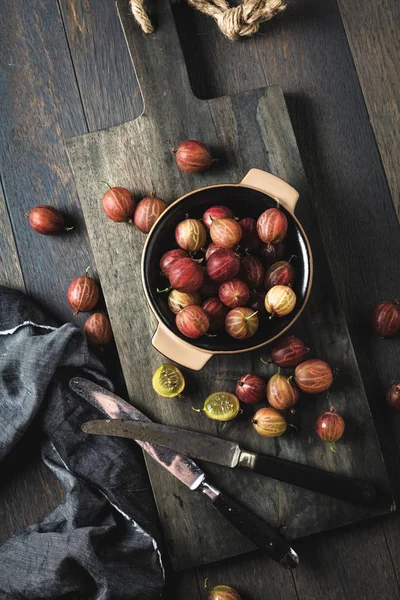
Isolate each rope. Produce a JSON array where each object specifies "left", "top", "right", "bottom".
[
  {"left": 129, "top": 0, "right": 286, "bottom": 40},
  {"left": 129, "top": 0, "right": 154, "bottom": 34}
]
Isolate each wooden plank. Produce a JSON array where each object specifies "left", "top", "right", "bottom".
[
  {"left": 58, "top": 0, "right": 143, "bottom": 130},
  {"left": 0, "top": 182, "right": 64, "bottom": 543},
  {"left": 66, "top": 0, "right": 392, "bottom": 570},
  {"left": 383, "top": 515, "right": 400, "bottom": 590},
  {"left": 0, "top": 0, "right": 97, "bottom": 328},
  {"left": 171, "top": 1, "right": 266, "bottom": 99},
  {"left": 337, "top": 0, "right": 400, "bottom": 219},
  {"left": 170, "top": 569, "right": 202, "bottom": 600},
  {"left": 0, "top": 450, "right": 64, "bottom": 544},
  {"left": 1, "top": 0, "right": 398, "bottom": 596},
  {"left": 249, "top": 0, "right": 400, "bottom": 506},
  {"left": 0, "top": 182, "right": 24, "bottom": 291},
  {"left": 293, "top": 520, "right": 400, "bottom": 600},
  {"left": 194, "top": 551, "right": 299, "bottom": 600},
  {"left": 150, "top": 0, "right": 400, "bottom": 594}
]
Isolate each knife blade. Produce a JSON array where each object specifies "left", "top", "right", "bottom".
[
  {"left": 82, "top": 419, "right": 379, "bottom": 506},
  {"left": 70, "top": 377, "right": 299, "bottom": 569}
]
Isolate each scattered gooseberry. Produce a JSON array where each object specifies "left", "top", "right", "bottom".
[{"left": 252, "top": 407, "right": 287, "bottom": 437}]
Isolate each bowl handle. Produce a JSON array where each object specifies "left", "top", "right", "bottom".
[
  {"left": 152, "top": 323, "right": 213, "bottom": 371},
  {"left": 241, "top": 169, "right": 299, "bottom": 214}
]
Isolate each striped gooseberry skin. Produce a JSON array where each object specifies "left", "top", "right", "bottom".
[
  {"left": 208, "top": 585, "right": 242, "bottom": 600},
  {"left": 134, "top": 197, "right": 166, "bottom": 233},
  {"left": 27, "top": 205, "right": 65, "bottom": 234},
  {"left": 205, "top": 243, "right": 220, "bottom": 261},
  {"left": 102, "top": 187, "right": 136, "bottom": 222},
  {"left": 295, "top": 359, "right": 333, "bottom": 393},
  {"left": 160, "top": 249, "right": 189, "bottom": 277},
  {"left": 219, "top": 279, "right": 250, "bottom": 308},
  {"left": 240, "top": 255, "right": 265, "bottom": 288},
  {"left": 67, "top": 272, "right": 99, "bottom": 314},
  {"left": 252, "top": 407, "right": 287, "bottom": 437},
  {"left": 84, "top": 313, "right": 113, "bottom": 345},
  {"left": 236, "top": 373, "right": 266, "bottom": 404},
  {"left": 168, "top": 290, "right": 201, "bottom": 314},
  {"left": 168, "top": 258, "right": 204, "bottom": 293},
  {"left": 225, "top": 307, "right": 259, "bottom": 340},
  {"left": 175, "top": 218, "right": 207, "bottom": 252},
  {"left": 264, "top": 260, "right": 295, "bottom": 291},
  {"left": 210, "top": 218, "right": 242, "bottom": 249},
  {"left": 203, "top": 205, "right": 234, "bottom": 228},
  {"left": 176, "top": 305, "right": 209, "bottom": 338},
  {"left": 316, "top": 408, "right": 345, "bottom": 442},
  {"left": 202, "top": 297, "right": 229, "bottom": 331},
  {"left": 257, "top": 208, "right": 288, "bottom": 244},
  {"left": 267, "top": 373, "right": 299, "bottom": 410},
  {"left": 239, "top": 217, "right": 260, "bottom": 251},
  {"left": 371, "top": 301, "right": 400, "bottom": 338},
  {"left": 265, "top": 285, "right": 296, "bottom": 316},
  {"left": 207, "top": 249, "right": 240, "bottom": 283},
  {"left": 270, "top": 335, "right": 308, "bottom": 367},
  {"left": 175, "top": 140, "right": 213, "bottom": 173}
]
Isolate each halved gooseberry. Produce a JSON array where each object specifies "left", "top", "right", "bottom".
[
  {"left": 195, "top": 392, "right": 240, "bottom": 421},
  {"left": 152, "top": 364, "right": 185, "bottom": 398}
]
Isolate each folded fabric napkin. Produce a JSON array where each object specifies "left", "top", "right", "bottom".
[{"left": 0, "top": 286, "right": 164, "bottom": 599}]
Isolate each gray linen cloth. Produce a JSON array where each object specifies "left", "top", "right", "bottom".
[{"left": 0, "top": 286, "right": 164, "bottom": 599}]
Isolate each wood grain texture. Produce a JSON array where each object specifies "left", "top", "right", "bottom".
[
  {"left": 1, "top": 0, "right": 399, "bottom": 597},
  {"left": 194, "top": 550, "right": 299, "bottom": 599},
  {"left": 0, "top": 179, "right": 63, "bottom": 543},
  {"left": 293, "top": 519, "right": 400, "bottom": 600},
  {"left": 0, "top": 182, "right": 24, "bottom": 291},
  {"left": 66, "top": 0, "right": 392, "bottom": 570},
  {"left": 0, "top": 0, "right": 124, "bottom": 545},
  {"left": 337, "top": 0, "right": 400, "bottom": 219},
  {"left": 0, "top": 0, "right": 96, "bottom": 328},
  {"left": 174, "top": 0, "right": 400, "bottom": 588},
  {"left": 0, "top": 452, "right": 64, "bottom": 545},
  {"left": 250, "top": 0, "right": 400, "bottom": 507},
  {"left": 58, "top": 0, "right": 143, "bottom": 131}
]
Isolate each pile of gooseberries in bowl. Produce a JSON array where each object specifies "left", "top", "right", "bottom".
[{"left": 142, "top": 185, "right": 311, "bottom": 353}]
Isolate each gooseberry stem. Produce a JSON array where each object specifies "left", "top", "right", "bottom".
[
  {"left": 288, "top": 254, "right": 297, "bottom": 264},
  {"left": 260, "top": 357, "right": 271, "bottom": 365},
  {"left": 101, "top": 180, "right": 112, "bottom": 189},
  {"left": 246, "top": 311, "right": 258, "bottom": 320},
  {"left": 65, "top": 226, "right": 74, "bottom": 232},
  {"left": 85, "top": 266, "right": 91, "bottom": 276},
  {"left": 156, "top": 286, "right": 172, "bottom": 293},
  {"left": 329, "top": 443, "right": 336, "bottom": 452},
  {"left": 192, "top": 407, "right": 204, "bottom": 413}
]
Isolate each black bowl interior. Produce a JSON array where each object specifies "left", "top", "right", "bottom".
[{"left": 143, "top": 185, "right": 311, "bottom": 352}]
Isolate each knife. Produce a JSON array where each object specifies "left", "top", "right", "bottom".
[
  {"left": 81, "top": 419, "right": 378, "bottom": 506},
  {"left": 70, "top": 377, "right": 299, "bottom": 569}
]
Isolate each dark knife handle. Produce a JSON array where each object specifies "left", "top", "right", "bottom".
[
  {"left": 201, "top": 484, "right": 298, "bottom": 569},
  {"left": 251, "top": 453, "right": 377, "bottom": 505}
]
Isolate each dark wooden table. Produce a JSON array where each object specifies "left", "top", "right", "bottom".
[{"left": 1, "top": 1, "right": 399, "bottom": 597}]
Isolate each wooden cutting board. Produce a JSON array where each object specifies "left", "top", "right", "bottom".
[{"left": 66, "top": 0, "right": 393, "bottom": 570}]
